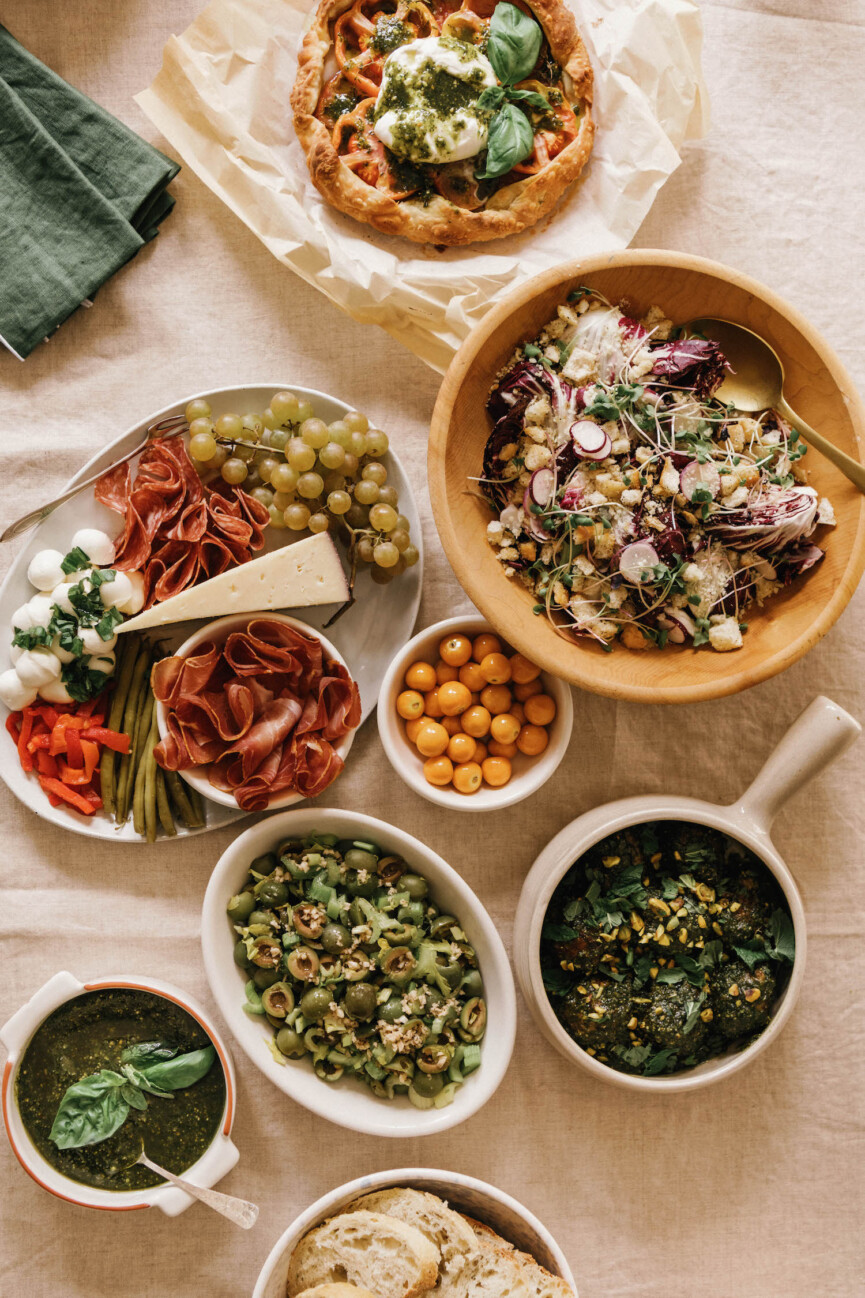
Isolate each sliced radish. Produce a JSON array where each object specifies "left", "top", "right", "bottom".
[
  {"left": 664, "top": 606, "right": 697, "bottom": 639},
  {"left": 680, "top": 459, "right": 721, "bottom": 501},
  {"left": 529, "top": 467, "right": 556, "bottom": 508},
  {"left": 618, "top": 541, "right": 660, "bottom": 584},
  {"left": 522, "top": 486, "right": 551, "bottom": 540},
  {"left": 570, "top": 420, "right": 611, "bottom": 459}
]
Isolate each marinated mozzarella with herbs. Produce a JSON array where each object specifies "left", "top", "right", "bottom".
[{"left": 373, "top": 36, "right": 496, "bottom": 165}]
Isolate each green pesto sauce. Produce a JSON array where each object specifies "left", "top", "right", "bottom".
[
  {"left": 322, "top": 89, "right": 362, "bottom": 122},
  {"left": 374, "top": 48, "right": 491, "bottom": 164},
  {"left": 16, "top": 989, "right": 226, "bottom": 1192},
  {"left": 368, "top": 16, "right": 413, "bottom": 55}
]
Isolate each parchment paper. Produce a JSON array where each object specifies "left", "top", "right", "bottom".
[{"left": 135, "top": 0, "right": 709, "bottom": 371}]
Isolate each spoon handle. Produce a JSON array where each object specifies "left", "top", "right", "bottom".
[
  {"left": 777, "top": 397, "right": 865, "bottom": 495},
  {"left": 138, "top": 1152, "right": 259, "bottom": 1229}
]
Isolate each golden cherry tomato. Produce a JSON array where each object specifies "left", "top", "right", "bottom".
[
  {"left": 439, "top": 634, "right": 472, "bottom": 667},
  {"left": 514, "top": 678, "right": 544, "bottom": 702},
  {"left": 424, "top": 754, "right": 454, "bottom": 786},
  {"left": 473, "top": 633, "right": 502, "bottom": 661},
  {"left": 510, "top": 702, "right": 526, "bottom": 726},
  {"left": 441, "top": 715, "right": 461, "bottom": 736},
  {"left": 480, "top": 652, "right": 511, "bottom": 685},
  {"left": 461, "top": 705, "right": 491, "bottom": 738},
  {"left": 447, "top": 732, "right": 477, "bottom": 764},
  {"left": 405, "top": 717, "right": 425, "bottom": 743},
  {"left": 458, "top": 661, "right": 487, "bottom": 692},
  {"left": 472, "top": 740, "right": 489, "bottom": 764},
  {"left": 416, "top": 720, "right": 449, "bottom": 757},
  {"left": 435, "top": 660, "right": 459, "bottom": 685},
  {"left": 488, "top": 739, "right": 518, "bottom": 758},
  {"left": 405, "top": 660, "right": 436, "bottom": 692},
  {"left": 525, "top": 693, "right": 557, "bottom": 726},
  {"left": 480, "top": 684, "right": 513, "bottom": 715},
  {"left": 423, "top": 687, "right": 444, "bottom": 718},
  {"left": 517, "top": 723, "right": 549, "bottom": 756},
  {"left": 490, "top": 712, "right": 521, "bottom": 745},
  {"left": 397, "top": 689, "right": 425, "bottom": 720},
  {"left": 482, "top": 756, "right": 512, "bottom": 787},
  {"left": 509, "top": 653, "right": 541, "bottom": 685},
  {"left": 438, "top": 680, "right": 473, "bottom": 717},
  {"left": 453, "top": 761, "right": 483, "bottom": 794}
]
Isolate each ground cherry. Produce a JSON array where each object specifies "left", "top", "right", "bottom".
[
  {"left": 461, "top": 705, "right": 491, "bottom": 738},
  {"left": 490, "top": 713, "right": 521, "bottom": 745},
  {"left": 405, "top": 718, "right": 425, "bottom": 743},
  {"left": 509, "top": 653, "right": 542, "bottom": 685},
  {"left": 453, "top": 762, "right": 483, "bottom": 794},
  {"left": 480, "top": 652, "right": 511, "bottom": 685},
  {"left": 424, "top": 755, "right": 454, "bottom": 786},
  {"left": 405, "top": 660, "right": 436, "bottom": 692},
  {"left": 441, "top": 715, "right": 461, "bottom": 736},
  {"left": 525, "top": 693, "right": 557, "bottom": 726},
  {"left": 416, "top": 720, "right": 449, "bottom": 757},
  {"left": 480, "top": 684, "right": 513, "bottom": 715},
  {"left": 397, "top": 689, "right": 425, "bottom": 720},
  {"left": 447, "top": 733, "right": 477, "bottom": 764},
  {"left": 439, "top": 635, "right": 472, "bottom": 667},
  {"left": 435, "top": 660, "right": 459, "bottom": 685},
  {"left": 488, "top": 739, "right": 518, "bottom": 758},
  {"left": 514, "top": 679, "right": 544, "bottom": 701},
  {"left": 473, "top": 741, "right": 489, "bottom": 764},
  {"left": 458, "top": 662, "right": 487, "bottom": 691},
  {"left": 517, "top": 723, "right": 549, "bottom": 756},
  {"left": 473, "top": 633, "right": 501, "bottom": 661},
  {"left": 423, "top": 687, "right": 444, "bottom": 718},
  {"left": 482, "top": 756, "right": 512, "bottom": 787},
  {"left": 437, "top": 680, "right": 472, "bottom": 716},
  {"left": 510, "top": 702, "right": 526, "bottom": 725}
]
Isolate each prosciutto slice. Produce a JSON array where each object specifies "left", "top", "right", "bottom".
[{"left": 153, "top": 618, "right": 361, "bottom": 811}]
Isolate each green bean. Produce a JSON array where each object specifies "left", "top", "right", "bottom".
[
  {"left": 131, "top": 690, "right": 154, "bottom": 837},
  {"left": 143, "top": 708, "right": 159, "bottom": 844},
  {"left": 154, "top": 769, "right": 176, "bottom": 836},
  {"left": 188, "top": 785, "right": 206, "bottom": 827},
  {"left": 115, "top": 647, "right": 150, "bottom": 823},
  {"left": 99, "top": 636, "right": 136, "bottom": 818},
  {"left": 165, "top": 769, "right": 201, "bottom": 829}
]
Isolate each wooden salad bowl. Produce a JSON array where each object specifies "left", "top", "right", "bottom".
[{"left": 428, "top": 250, "right": 865, "bottom": 704}]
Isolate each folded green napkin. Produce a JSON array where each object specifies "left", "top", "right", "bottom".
[{"left": 0, "top": 24, "right": 179, "bottom": 359}]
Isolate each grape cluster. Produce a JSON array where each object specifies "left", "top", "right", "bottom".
[{"left": 184, "top": 392, "right": 419, "bottom": 581}]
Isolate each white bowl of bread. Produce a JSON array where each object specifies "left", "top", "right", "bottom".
[{"left": 253, "top": 1172, "right": 576, "bottom": 1298}]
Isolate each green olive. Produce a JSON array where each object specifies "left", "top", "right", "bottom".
[
  {"left": 250, "top": 937, "right": 282, "bottom": 968},
  {"left": 344, "top": 982, "right": 377, "bottom": 1020},
  {"left": 321, "top": 922, "right": 352, "bottom": 954},
  {"left": 233, "top": 939, "right": 252, "bottom": 969},
  {"left": 380, "top": 946, "right": 417, "bottom": 983},
  {"left": 314, "top": 1059, "right": 344, "bottom": 1082},
  {"left": 378, "top": 995, "right": 405, "bottom": 1023},
  {"left": 227, "top": 891, "right": 256, "bottom": 923},
  {"left": 253, "top": 967, "right": 281, "bottom": 989},
  {"left": 345, "top": 869, "right": 378, "bottom": 898},
  {"left": 461, "top": 969, "right": 484, "bottom": 997},
  {"left": 248, "top": 909, "right": 276, "bottom": 928},
  {"left": 300, "top": 986, "right": 333, "bottom": 1022},
  {"left": 251, "top": 852, "right": 278, "bottom": 875},
  {"left": 417, "top": 1044, "right": 451, "bottom": 1074},
  {"left": 293, "top": 903, "right": 326, "bottom": 939},
  {"left": 344, "top": 847, "right": 380, "bottom": 872},
  {"left": 383, "top": 922, "right": 417, "bottom": 946},
  {"left": 459, "top": 996, "right": 487, "bottom": 1039},
  {"left": 286, "top": 946, "right": 320, "bottom": 981},
  {"left": 437, "top": 960, "right": 463, "bottom": 989},
  {"left": 411, "top": 1070, "right": 444, "bottom": 1099},
  {"left": 275, "top": 1027, "right": 307, "bottom": 1058},
  {"left": 377, "top": 855, "right": 404, "bottom": 884},
  {"left": 262, "top": 982, "right": 295, "bottom": 1017},
  {"left": 256, "top": 879, "right": 289, "bottom": 907},
  {"left": 400, "top": 873, "right": 429, "bottom": 901}
]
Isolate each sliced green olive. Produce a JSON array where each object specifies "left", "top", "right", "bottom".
[
  {"left": 344, "top": 982, "right": 377, "bottom": 1021},
  {"left": 252, "top": 966, "right": 281, "bottom": 989},
  {"left": 378, "top": 995, "right": 406, "bottom": 1024},
  {"left": 400, "top": 873, "right": 428, "bottom": 901},
  {"left": 300, "top": 986, "right": 333, "bottom": 1022},
  {"left": 417, "top": 1044, "right": 452, "bottom": 1074},
  {"left": 292, "top": 903, "right": 326, "bottom": 940},
  {"left": 286, "top": 946, "right": 320, "bottom": 981},
  {"left": 248, "top": 908, "right": 276, "bottom": 928},
  {"left": 377, "top": 854, "right": 404, "bottom": 884},
  {"left": 459, "top": 996, "right": 487, "bottom": 1039},
  {"left": 275, "top": 1027, "right": 307, "bottom": 1058},
  {"left": 380, "top": 946, "right": 417, "bottom": 983},
  {"left": 227, "top": 891, "right": 256, "bottom": 923},
  {"left": 262, "top": 982, "right": 295, "bottom": 1018},
  {"left": 461, "top": 969, "right": 483, "bottom": 998},
  {"left": 250, "top": 852, "right": 277, "bottom": 875},
  {"left": 249, "top": 936, "right": 282, "bottom": 968},
  {"left": 411, "top": 1070, "right": 444, "bottom": 1098},
  {"left": 429, "top": 914, "right": 459, "bottom": 940},
  {"left": 344, "top": 848, "right": 379, "bottom": 873},
  {"left": 256, "top": 879, "right": 289, "bottom": 907},
  {"left": 321, "top": 922, "right": 351, "bottom": 954}
]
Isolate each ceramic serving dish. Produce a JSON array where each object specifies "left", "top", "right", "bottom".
[
  {"left": 378, "top": 613, "right": 573, "bottom": 812},
  {"left": 513, "top": 695, "right": 860, "bottom": 1091},
  {"left": 0, "top": 971, "right": 238, "bottom": 1214},
  {"left": 201, "top": 808, "right": 517, "bottom": 1137},
  {"left": 429, "top": 250, "right": 865, "bottom": 704},
  {"left": 154, "top": 611, "right": 357, "bottom": 811},
  {"left": 252, "top": 1167, "right": 577, "bottom": 1298}
]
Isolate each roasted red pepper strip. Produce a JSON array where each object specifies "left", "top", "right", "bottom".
[
  {"left": 26, "top": 733, "right": 51, "bottom": 752},
  {"left": 65, "top": 728, "right": 84, "bottom": 768},
  {"left": 35, "top": 749, "right": 59, "bottom": 778},
  {"left": 37, "top": 776, "right": 101, "bottom": 815},
  {"left": 5, "top": 713, "right": 21, "bottom": 745},
  {"left": 17, "top": 710, "right": 33, "bottom": 772},
  {"left": 60, "top": 739, "right": 100, "bottom": 785},
  {"left": 81, "top": 726, "right": 131, "bottom": 754}
]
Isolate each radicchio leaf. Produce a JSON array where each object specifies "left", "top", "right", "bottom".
[
  {"left": 648, "top": 339, "right": 730, "bottom": 398},
  {"left": 706, "top": 485, "right": 820, "bottom": 552}
]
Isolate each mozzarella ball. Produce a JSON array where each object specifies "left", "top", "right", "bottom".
[
  {"left": 98, "top": 571, "right": 133, "bottom": 611},
  {"left": 26, "top": 593, "right": 56, "bottom": 628},
  {"left": 88, "top": 653, "right": 116, "bottom": 677},
  {"left": 49, "top": 635, "right": 76, "bottom": 664},
  {"left": 27, "top": 549, "right": 66, "bottom": 592},
  {"left": 71, "top": 528, "right": 116, "bottom": 566},
  {"left": 48, "top": 582, "right": 82, "bottom": 616},
  {"left": 11, "top": 603, "right": 34, "bottom": 632},
  {"left": 39, "top": 677, "right": 74, "bottom": 705},
  {"left": 0, "top": 668, "right": 37, "bottom": 711},
  {"left": 16, "top": 648, "right": 62, "bottom": 688},
  {"left": 80, "top": 626, "right": 117, "bottom": 655},
  {"left": 121, "top": 571, "right": 146, "bottom": 615},
  {"left": 9, "top": 643, "right": 23, "bottom": 665}
]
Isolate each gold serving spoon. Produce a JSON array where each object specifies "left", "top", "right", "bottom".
[
  {"left": 134, "top": 1148, "right": 259, "bottom": 1229},
  {"left": 1, "top": 415, "right": 188, "bottom": 543},
  {"left": 687, "top": 318, "right": 865, "bottom": 494}
]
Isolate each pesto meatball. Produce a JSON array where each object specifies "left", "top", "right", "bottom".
[
  {"left": 670, "top": 823, "right": 728, "bottom": 884},
  {"left": 548, "top": 916, "right": 605, "bottom": 976},
  {"left": 714, "top": 869, "right": 770, "bottom": 945},
  {"left": 644, "top": 979, "right": 709, "bottom": 1051},
  {"left": 558, "top": 977, "right": 633, "bottom": 1050},
  {"left": 712, "top": 960, "right": 775, "bottom": 1039}
]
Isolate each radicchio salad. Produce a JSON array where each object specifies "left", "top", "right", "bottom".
[{"left": 480, "top": 288, "right": 835, "bottom": 652}]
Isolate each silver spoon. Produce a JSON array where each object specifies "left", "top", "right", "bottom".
[
  {"left": 687, "top": 318, "right": 865, "bottom": 495},
  {"left": 135, "top": 1149, "right": 259, "bottom": 1229}
]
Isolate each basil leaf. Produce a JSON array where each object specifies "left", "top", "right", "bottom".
[
  {"left": 121, "top": 1083, "right": 149, "bottom": 1111},
  {"left": 477, "top": 85, "right": 506, "bottom": 112},
  {"left": 486, "top": 2, "right": 543, "bottom": 85},
  {"left": 121, "top": 1063, "right": 175, "bottom": 1098},
  {"left": 137, "top": 1045, "right": 216, "bottom": 1092},
  {"left": 505, "top": 87, "right": 549, "bottom": 111},
  {"left": 476, "top": 103, "right": 534, "bottom": 179},
  {"left": 767, "top": 908, "right": 795, "bottom": 962},
  {"left": 120, "top": 1040, "right": 181, "bottom": 1068},
  {"left": 733, "top": 941, "right": 769, "bottom": 970},
  {"left": 61, "top": 546, "right": 90, "bottom": 575},
  {"left": 49, "top": 1071, "right": 129, "bottom": 1150},
  {"left": 541, "top": 923, "right": 578, "bottom": 942}
]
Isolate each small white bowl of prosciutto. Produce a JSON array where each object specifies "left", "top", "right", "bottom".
[{"left": 154, "top": 613, "right": 361, "bottom": 812}]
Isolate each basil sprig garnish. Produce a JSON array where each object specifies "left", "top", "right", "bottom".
[
  {"left": 476, "top": 103, "right": 534, "bottom": 180},
  {"left": 49, "top": 1044, "right": 216, "bottom": 1150},
  {"left": 475, "top": 3, "right": 545, "bottom": 179},
  {"left": 485, "top": 2, "right": 543, "bottom": 84}
]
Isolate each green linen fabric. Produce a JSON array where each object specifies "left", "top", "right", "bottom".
[{"left": 0, "top": 24, "right": 179, "bottom": 359}]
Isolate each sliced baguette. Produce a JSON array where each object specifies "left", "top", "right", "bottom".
[
  {"left": 458, "top": 1215, "right": 573, "bottom": 1298},
  {"left": 459, "top": 1216, "right": 514, "bottom": 1253},
  {"left": 295, "top": 1287, "right": 381, "bottom": 1298},
  {"left": 287, "top": 1211, "right": 439, "bottom": 1298},
  {"left": 461, "top": 1247, "right": 535, "bottom": 1298},
  {"left": 346, "top": 1188, "right": 479, "bottom": 1298}
]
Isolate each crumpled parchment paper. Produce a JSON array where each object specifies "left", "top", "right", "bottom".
[{"left": 136, "top": 0, "right": 709, "bottom": 371}]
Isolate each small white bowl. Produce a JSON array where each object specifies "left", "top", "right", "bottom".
[
  {"left": 252, "top": 1167, "right": 577, "bottom": 1298},
  {"left": 0, "top": 971, "right": 239, "bottom": 1215},
  {"left": 201, "top": 808, "right": 517, "bottom": 1137},
  {"left": 377, "top": 614, "right": 573, "bottom": 812},
  {"left": 155, "top": 612, "right": 357, "bottom": 811},
  {"left": 513, "top": 696, "right": 860, "bottom": 1092}
]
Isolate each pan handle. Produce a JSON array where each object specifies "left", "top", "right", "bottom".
[{"left": 730, "top": 695, "right": 860, "bottom": 837}]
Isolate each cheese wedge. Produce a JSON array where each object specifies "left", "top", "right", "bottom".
[{"left": 116, "top": 533, "right": 348, "bottom": 632}]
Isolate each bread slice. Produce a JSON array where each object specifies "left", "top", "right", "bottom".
[
  {"left": 458, "top": 1217, "right": 574, "bottom": 1298},
  {"left": 346, "top": 1188, "right": 479, "bottom": 1298},
  {"left": 295, "top": 1287, "right": 380, "bottom": 1298},
  {"left": 461, "top": 1248, "right": 535, "bottom": 1298},
  {"left": 287, "top": 1211, "right": 439, "bottom": 1298},
  {"left": 459, "top": 1216, "right": 514, "bottom": 1252}
]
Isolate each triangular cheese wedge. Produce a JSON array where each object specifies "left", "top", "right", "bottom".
[{"left": 117, "top": 533, "right": 348, "bottom": 632}]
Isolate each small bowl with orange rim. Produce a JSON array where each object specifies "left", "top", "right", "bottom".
[{"left": 377, "top": 614, "right": 573, "bottom": 811}]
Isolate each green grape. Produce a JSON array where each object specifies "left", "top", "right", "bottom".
[
  {"left": 271, "top": 391, "right": 300, "bottom": 423},
  {"left": 215, "top": 413, "right": 243, "bottom": 439},
  {"left": 357, "top": 536, "right": 375, "bottom": 563},
  {"left": 242, "top": 413, "right": 265, "bottom": 438},
  {"left": 268, "top": 504, "right": 288, "bottom": 529},
  {"left": 403, "top": 544, "right": 419, "bottom": 567},
  {"left": 287, "top": 439, "right": 316, "bottom": 472},
  {"left": 221, "top": 458, "right": 248, "bottom": 485},
  {"left": 345, "top": 503, "right": 369, "bottom": 529},
  {"left": 259, "top": 428, "right": 273, "bottom": 448},
  {"left": 296, "top": 399, "right": 315, "bottom": 422},
  {"left": 251, "top": 486, "right": 274, "bottom": 508},
  {"left": 327, "top": 490, "right": 351, "bottom": 515},
  {"left": 323, "top": 472, "right": 346, "bottom": 495},
  {"left": 245, "top": 468, "right": 263, "bottom": 491},
  {"left": 369, "top": 503, "right": 398, "bottom": 532},
  {"left": 234, "top": 441, "right": 257, "bottom": 463},
  {"left": 354, "top": 479, "right": 379, "bottom": 506},
  {"left": 365, "top": 429, "right": 389, "bottom": 456},
  {"left": 308, "top": 512, "right": 330, "bottom": 534},
  {"left": 319, "top": 442, "right": 346, "bottom": 470},
  {"left": 300, "top": 418, "right": 329, "bottom": 449},
  {"left": 210, "top": 443, "right": 230, "bottom": 470},
  {"left": 391, "top": 527, "right": 410, "bottom": 553},
  {"left": 328, "top": 420, "right": 351, "bottom": 447},
  {"left": 362, "top": 462, "right": 387, "bottom": 486},
  {"left": 378, "top": 485, "right": 399, "bottom": 508},
  {"left": 345, "top": 411, "right": 369, "bottom": 434},
  {"left": 190, "top": 431, "right": 217, "bottom": 461},
  {"left": 262, "top": 407, "right": 280, "bottom": 430},
  {"left": 343, "top": 453, "right": 359, "bottom": 479},
  {"left": 374, "top": 541, "right": 399, "bottom": 568},
  {"left": 271, "top": 463, "right": 299, "bottom": 493},
  {"left": 258, "top": 455, "right": 280, "bottom": 484},
  {"left": 348, "top": 432, "right": 367, "bottom": 457},
  {"left": 269, "top": 428, "right": 289, "bottom": 452},
  {"left": 273, "top": 491, "right": 295, "bottom": 510},
  {"left": 297, "top": 471, "right": 324, "bottom": 500},
  {"left": 285, "top": 503, "right": 311, "bottom": 531},
  {"left": 396, "top": 514, "right": 410, "bottom": 531},
  {"left": 185, "top": 398, "right": 212, "bottom": 422},
  {"left": 188, "top": 416, "right": 213, "bottom": 439},
  {"left": 371, "top": 561, "right": 396, "bottom": 584}
]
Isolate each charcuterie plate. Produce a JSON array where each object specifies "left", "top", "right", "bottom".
[{"left": 0, "top": 385, "right": 423, "bottom": 840}]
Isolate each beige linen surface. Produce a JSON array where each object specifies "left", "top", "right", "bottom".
[{"left": 0, "top": 2, "right": 863, "bottom": 1296}]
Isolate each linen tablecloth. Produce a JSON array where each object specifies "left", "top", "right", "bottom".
[{"left": 0, "top": 2, "right": 863, "bottom": 1296}]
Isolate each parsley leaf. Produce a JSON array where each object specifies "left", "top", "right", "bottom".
[{"left": 542, "top": 923, "right": 578, "bottom": 943}]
